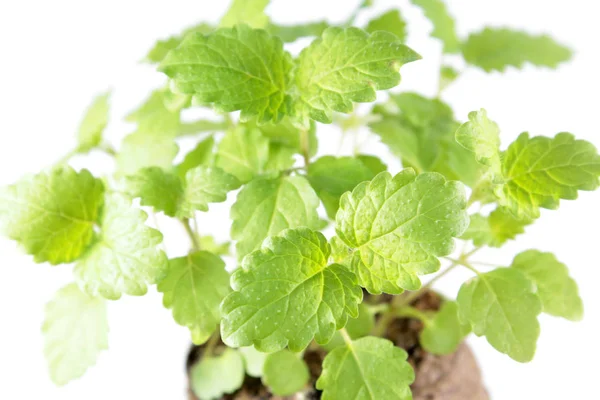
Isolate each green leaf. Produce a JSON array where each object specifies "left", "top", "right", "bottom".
[
  {"left": 158, "top": 252, "right": 230, "bottom": 344},
  {"left": 74, "top": 193, "right": 168, "bottom": 300},
  {"left": 294, "top": 27, "right": 420, "bottom": 124},
  {"left": 125, "top": 89, "right": 183, "bottom": 132},
  {"left": 268, "top": 21, "right": 329, "bottom": 42},
  {"left": 77, "top": 92, "right": 110, "bottom": 153},
  {"left": 175, "top": 136, "right": 215, "bottom": 179},
  {"left": 366, "top": 10, "right": 407, "bottom": 41},
  {"left": 177, "top": 119, "right": 228, "bottom": 137},
  {"left": 263, "top": 350, "right": 309, "bottom": 396},
  {"left": 42, "top": 283, "right": 108, "bottom": 386},
  {"left": 439, "top": 65, "right": 459, "bottom": 92},
  {"left": 160, "top": 25, "right": 292, "bottom": 123},
  {"left": 124, "top": 166, "right": 240, "bottom": 218},
  {"left": 420, "top": 301, "right": 469, "bottom": 355},
  {"left": 462, "top": 28, "right": 572, "bottom": 72},
  {"left": 336, "top": 170, "right": 469, "bottom": 294},
  {"left": 198, "top": 236, "right": 231, "bottom": 256},
  {"left": 370, "top": 93, "right": 481, "bottom": 186},
  {"left": 239, "top": 346, "right": 267, "bottom": 377},
  {"left": 457, "top": 267, "right": 542, "bottom": 362},
  {"left": 220, "top": 0, "right": 270, "bottom": 29},
  {"left": 0, "top": 167, "right": 104, "bottom": 264},
  {"left": 264, "top": 143, "right": 296, "bottom": 172},
  {"left": 317, "top": 336, "right": 414, "bottom": 399},
  {"left": 411, "top": 0, "right": 459, "bottom": 53},
  {"left": 215, "top": 125, "right": 270, "bottom": 183},
  {"left": 231, "top": 175, "right": 320, "bottom": 260},
  {"left": 323, "top": 303, "right": 375, "bottom": 351},
  {"left": 254, "top": 117, "right": 318, "bottom": 157},
  {"left": 498, "top": 132, "right": 600, "bottom": 219},
  {"left": 455, "top": 109, "right": 502, "bottom": 182},
  {"left": 124, "top": 167, "right": 183, "bottom": 217},
  {"left": 511, "top": 250, "right": 583, "bottom": 321},
  {"left": 221, "top": 228, "right": 362, "bottom": 352},
  {"left": 461, "top": 207, "right": 530, "bottom": 247},
  {"left": 307, "top": 156, "right": 379, "bottom": 219},
  {"left": 117, "top": 132, "right": 179, "bottom": 176},
  {"left": 178, "top": 166, "right": 241, "bottom": 217},
  {"left": 356, "top": 155, "right": 387, "bottom": 176},
  {"left": 190, "top": 348, "right": 245, "bottom": 400}
]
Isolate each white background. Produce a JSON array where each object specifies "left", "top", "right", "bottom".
[{"left": 0, "top": 0, "right": 599, "bottom": 398}]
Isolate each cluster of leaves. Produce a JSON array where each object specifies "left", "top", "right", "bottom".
[{"left": 0, "top": 0, "right": 596, "bottom": 398}]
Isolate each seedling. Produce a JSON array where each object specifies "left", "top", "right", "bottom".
[{"left": 1, "top": 0, "right": 596, "bottom": 398}]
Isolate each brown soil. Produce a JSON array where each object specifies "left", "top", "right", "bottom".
[{"left": 188, "top": 291, "right": 488, "bottom": 400}]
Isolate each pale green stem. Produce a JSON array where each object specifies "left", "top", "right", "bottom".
[{"left": 182, "top": 218, "right": 200, "bottom": 251}]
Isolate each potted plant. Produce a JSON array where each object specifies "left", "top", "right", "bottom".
[{"left": 1, "top": 0, "right": 596, "bottom": 399}]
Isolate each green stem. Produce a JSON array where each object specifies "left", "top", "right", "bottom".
[
  {"left": 182, "top": 218, "right": 201, "bottom": 251},
  {"left": 340, "top": 327, "right": 353, "bottom": 345},
  {"left": 396, "top": 306, "right": 432, "bottom": 326},
  {"left": 99, "top": 142, "right": 117, "bottom": 157},
  {"left": 56, "top": 148, "right": 78, "bottom": 165},
  {"left": 203, "top": 330, "right": 221, "bottom": 358},
  {"left": 394, "top": 260, "right": 460, "bottom": 309},
  {"left": 300, "top": 128, "right": 311, "bottom": 167}
]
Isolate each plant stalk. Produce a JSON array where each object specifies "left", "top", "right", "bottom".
[{"left": 182, "top": 218, "right": 201, "bottom": 251}]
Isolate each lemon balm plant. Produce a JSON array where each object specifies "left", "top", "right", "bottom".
[{"left": 1, "top": 0, "right": 597, "bottom": 398}]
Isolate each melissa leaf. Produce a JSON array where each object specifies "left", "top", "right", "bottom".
[
  {"left": 462, "top": 28, "right": 572, "bottom": 72},
  {"left": 322, "top": 303, "right": 374, "bottom": 351},
  {"left": 499, "top": 132, "right": 600, "bottom": 219},
  {"left": 198, "top": 236, "right": 231, "bottom": 256},
  {"left": 42, "top": 283, "right": 108, "bottom": 386},
  {"left": 411, "top": 0, "right": 459, "bottom": 53},
  {"left": 160, "top": 25, "right": 292, "bottom": 123},
  {"left": 231, "top": 175, "right": 320, "bottom": 260},
  {"left": 511, "top": 250, "right": 583, "bottom": 321},
  {"left": 307, "top": 155, "right": 383, "bottom": 219},
  {"left": 77, "top": 92, "right": 111, "bottom": 153},
  {"left": 144, "top": 23, "right": 214, "bottom": 64},
  {"left": 455, "top": 109, "right": 502, "bottom": 182},
  {"left": 366, "top": 10, "right": 407, "bottom": 41},
  {"left": 215, "top": 125, "right": 270, "bottom": 183},
  {"left": 263, "top": 350, "right": 309, "bottom": 396},
  {"left": 0, "top": 167, "right": 104, "bottom": 264},
  {"left": 268, "top": 21, "right": 329, "bottom": 43},
  {"left": 254, "top": 117, "right": 318, "bottom": 157},
  {"left": 175, "top": 136, "right": 215, "bottom": 179},
  {"left": 178, "top": 166, "right": 241, "bottom": 216},
  {"left": 239, "top": 346, "right": 267, "bottom": 377},
  {"left": 124, "top": 167, "right": 183, "bottom": 217},
  {"left": 74, "top": 194, "right": 168, "bottom": 300},
  {"left": 190, "top": 348, "right": 245, "bottom": 399},
  {"left": 221, "top": 228, "right": 362, "bottom": 352},
  {"left": 317, "top": 336, "right": 414, "bottom": 399},
  {"left": 158, "top": 252, "right": 230, "bottom": 344},
  {"left": 336, "top": 170, "right": 469, "bottom": 294},
  {"left": 457, "top": 268, "right": 542, "bottom": 362},
  {"left": 420, "top": 301, "right": 469, "bottom": 355},
  {"left": 462, "top": 207, "right": 530, "bottom": 247},
  {"left": 219, "top": 0, "right": 270, "bottom": 29},
  {"left": 294, "top": 27, "right": 420, "bottom": 124}
]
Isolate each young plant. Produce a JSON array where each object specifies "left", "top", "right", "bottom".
[{"left": 0, "top": 0, "right": 596, "bottom": 398}]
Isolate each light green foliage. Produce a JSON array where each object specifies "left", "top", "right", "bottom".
[
  {"left": 439, "top": 65, "right": 459, "bottom": 92},
  {"left": 145, "top": 23, "right": 214, "bottom": 64},
  {"left": 254, "top": 117, "right": 318, "bottom": 157},
  {"left": 42, "top": 283, "right": 108, "bottom": 386},
  {"left": 178, "top": 119, "right": 228, "bottom": 137},
  {"left": 263, "top": 350, "right": 309, "bottom": 395},
  {"left": 455, "top": 109, "right": 502, "bottom": 182},
  {"left": 176, "top": 136, "right": 215, "bottom": 179},
  {"left": 462, "top": 207, "right": 530, "bottom": 247},
  {"left": 190, "top": 348, "right": 245, "bottom": 400},
  {"left": 198, "top": 236, "right": 231, "bottom": 256},
  {"left": 366, "top": 10, "right": 407, "bottom": 41},
  {"left": 411, "top": 0, "right": 459, "bottom": 53},
  {"left": 221, "top": 228, "right": 362, "bottom": 352},
  {"left": 317, "top": 336, "right": 414, "bottom": 400},
  {"left": 463, "top": 28, "right": 572, "bottom": 72},
  {"left": 269, "top": 21, "right": 329, "bottom": 42},
  {"left": 220, "top": 0, "right": 270, "bottom": 29},
  {"left": 0, "top": 167, "right": 104, "bottom": 264},
  {"left": 117, "top": 90, "right": 181, "bottom": 175},
  {"left": 498, "top": 132, "right": 600, "bottom": 219},
  {"left": 511, "top": 250, "right": 583, "bottom": 321},
  {"left": 370, "top": 93, "right": 481, "bottom": 186},
  {"left": 421, "top": 301, "right": 469, "bottom": 355},
  {"left": 307, "top": 155, "right": 382, "bottom": 219},
  {"left": 216, "top": 125, "right": 270, "bottom": 183},
  {"left": 158, "top": 252, "right": 230, "bottom": 344},
  {"left": 160, "top": 25, "right": 292, "bottom": 123},
  {"left": 239, "top": 346, "right": 267, "bottom": 377},
  {"left": 77, "top": 92, "right": 110, "bottom": 153},
  {"left": 74, "top": 194, "right": 168, "bottom": 300},
  {"left": 323, "top": 303, "right": 374, "bottom": 350},
  {"left": 336, "top": 170, "right": 469, "bottom": 294},
  {"left": 124, "top": 167, "right": 183, "bottom": 216},
  {"left": 294, "top": 27, "right": 420, "bottom": 124},
  {"left": 179, "top": 166, "right": 241, "bottom": 216},
  {"left": 356, "top": 154, "right": 388, "bottom": 176},
  {"left": 457, "top": 268, "right": 542, "bottom": 362},
  {"left": 231, "top": 175, "right": 320, "bottom": 260}
]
